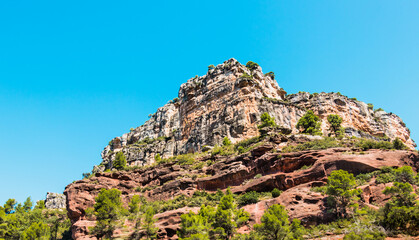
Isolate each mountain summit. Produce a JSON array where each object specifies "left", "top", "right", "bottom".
[{"left": 98, "top": 59, "right": 415, "bottom": 171}]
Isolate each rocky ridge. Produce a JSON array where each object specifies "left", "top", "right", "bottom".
[
  {"left": 98, "top": 59, "right": 415, "bottom": 171},
  {"left": 64, "top": 59, "right": 418, "bottom": 239}
]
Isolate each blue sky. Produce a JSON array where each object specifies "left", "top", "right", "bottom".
[{"left": 1, "top": 1, "right": 418, "bottom": 204}]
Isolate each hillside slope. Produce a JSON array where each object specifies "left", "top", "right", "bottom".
[{"left": 65, "top": 59, "right": 418, "bottom": 240}]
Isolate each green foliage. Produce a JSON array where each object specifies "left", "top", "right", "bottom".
[
  {"left": 355, "top": 139, "right": 393, "bottom": 151},
  {"left": 142, "top": 206, "right": 158, "bottom": 240},
  {"left": 23, "top": 197, "right": 33, "bottom": 212},
  {"left": 154, "top": 153, "right": 162, "bottom": 162},
  {"left": 237, "top": 191, "right": 260, "bottom": 207},
  {"left": 240, "top": 73, "right": 253, "bottom": 80},
  {"left": 272, "top": 188, "right": 282, "bottom": 198},
  {"left": 296, "top": 110, "right": 322, "bottom": 135},
  {"left": 282, "top": 137, "right": 343, "bottom": 152},
  {"left": 326, "top": 170, "right": 361, "bottom": 218},
  {"left": 246, "top": 61, "right": 259, "bottom": 71},
  {"left": 208, "top": 64, "right": 215, "bottom": 70},
  {"left": 381, "top": 181, "right": 419, "bottom": 234},
  {"left": 4, "top": 199, "right": 17, "bottom": 214},
  {"left": 178, "top": 189, "right": 249, "bottom": 239},
  {"left": 343, "top": 229, "right": 385, "bottom": 240},
  {"left": 392, "top": 137, "right": 407, "bottom": 150},
  {"left": 327, "top": 114, "right": 343, "bottom": 136},
  {"left": 264, "top": 71, "right": 275, "bottom": 79},
  {"left": 0, "top": 198, "right": 71, "bottom": 240},
  {"left": 21, "top": 222, "right": 50, "bottom": 240},
  {"left": 113, "top": 151, "right": 127, "bottom": 170},
  {"left": 211, "top": 144, "right": 235, "bottom": 157},
  {"left": 34, "top": 200, "right": 45, "bottom": 210},
  {"left": 91, "top": 188, "right": 123, "bottom": 239},
  {"left": 367, "top": 103, "right": 374, "bottom": 110},
  {"left": 258, "top": 112, "right": 276, "bottom": 129},
  {"left": 254, "top": 204, "right": 305, "bottom": 240},
  {"left": 223, "top": 136, "right": 232, "bottom": 146},
  {"left": 129, "top": 195, "right": 141, "bottom": 215}
]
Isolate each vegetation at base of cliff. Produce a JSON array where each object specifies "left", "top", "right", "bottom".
[
  {"left": 310, "top": 167, "right": 419, "bottom": 238},
  {"left": 0, "top": 197, "right": 71, "bottom": 240},
  {"left": 178, "top": 190, "right": 305, "bottom": 240}
]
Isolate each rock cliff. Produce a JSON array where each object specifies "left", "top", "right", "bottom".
[
  {"left": 45, "top": 192, "right": 67, "bottom": 209},
  {"left": 98, "top": 59, "right": 415, "bottom": 171},
  {"left": 65, "top": 59, "right": 418, "bottom": 239}
]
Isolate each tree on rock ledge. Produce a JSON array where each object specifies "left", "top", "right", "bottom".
[
  {"left": 113, "top": 151, "right": 127, "bottom": 170},
  {"left": 296, "top": 110, "right": 322, "bottom": 136}
]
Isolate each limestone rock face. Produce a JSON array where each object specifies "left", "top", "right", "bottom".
[
  {"left": 98, "top": 59, "right": 415, "bottom": 170},
  {"left": 45, "top": 192, "right": 66, "bottom": 209}
]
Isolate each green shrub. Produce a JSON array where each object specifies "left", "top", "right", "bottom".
[
  {"left": 154, "top": 153, "right": 161, "bottom": 162},
  {"left": 208, "top": 64, "right": 215, "bottom": 70},
  {"left": 392, "top": 138, "right": 407, "bottom": 150},
  {"left": 296, "top": 110, "right": 322, "bottom": 135},
  {"left": 282, "top": 137, "right": 342, "bottom": 152},
  {"left": 258, "top": 112, "right": 276, "bottom": 129},
  {"left": 367, "top": 103, "right": 374, "bottom": 110},
  {"left": 254, "top": 174, "right": 262, "bottom": 179},
  {"left": 245, "top": 61, "right": 259, "bottom": 71},
  {"left": 240, "top": 73, "right": 253, "bottom": 80},
  {"left": 176, "top": 154, "right": 195, "bottom": 165},
  {"left": 272, "top": 188, "right": 282, "bottom": 198},
  {"left": 238, "top": 191, "right": 260, "bottom": 206},
  {"left": 327, "top": 114, "right": 343, "bottom": 136},
  {"left": 223, "top": 136, "right": 232, "bottom": 146},
  {"left": 343, "top": 229, "right": 385, "bottom": 240},
  {"left": 355, "top": 139, "right": 393, "bottom": 151},
  {"left": 264, "top": 71, "right": 275, "bottom": 79},
  {"left": 113, "top": 152, "right": 127, "bottom": 170}
]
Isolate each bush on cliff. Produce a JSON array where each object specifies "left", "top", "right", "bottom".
[
  {"left": 327, "top": 114, "right": 343, "bottom": 137},
  {"left": 296, "top": 110, "right": 322, "bottom": 135},
  {"left": 245, "top": 61, "right": 259, "bottom": 71},
  {"left": 258, "top": 112, "right": 276, "bottom": 129},
  {"left": 113, "top": 151, "right": 127, "bottom": 170}
]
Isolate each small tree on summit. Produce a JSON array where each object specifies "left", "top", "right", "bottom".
[
  {"left": 113, "top": 151, "right": 127, "bottom": 170},
  {"left": 296, "top": 110, "right": 322, "bottom": 135}
]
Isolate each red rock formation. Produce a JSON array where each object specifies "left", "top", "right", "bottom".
[{"left": 65, "top": 147, "right": 419, "bottom": 239}]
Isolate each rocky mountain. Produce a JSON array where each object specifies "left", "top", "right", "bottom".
[
  {"left": 98, "top": 58, "right": 415, "bottom": 171},
  {"left": 64, "top": 59, "right": 418, "bottom": 240}
]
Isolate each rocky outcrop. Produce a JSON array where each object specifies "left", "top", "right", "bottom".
[
  {"left": 65, "top": 146, "right": 419, "bottom": 239},
  {"left": 98, "top": 59, "right": 415, "bottom": 171},
  {"left": 45, "top": 192, "right": 66, "bottom": 209},
  {"left": 65, "top": 59, "right": 418, "bottom": 239}
]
